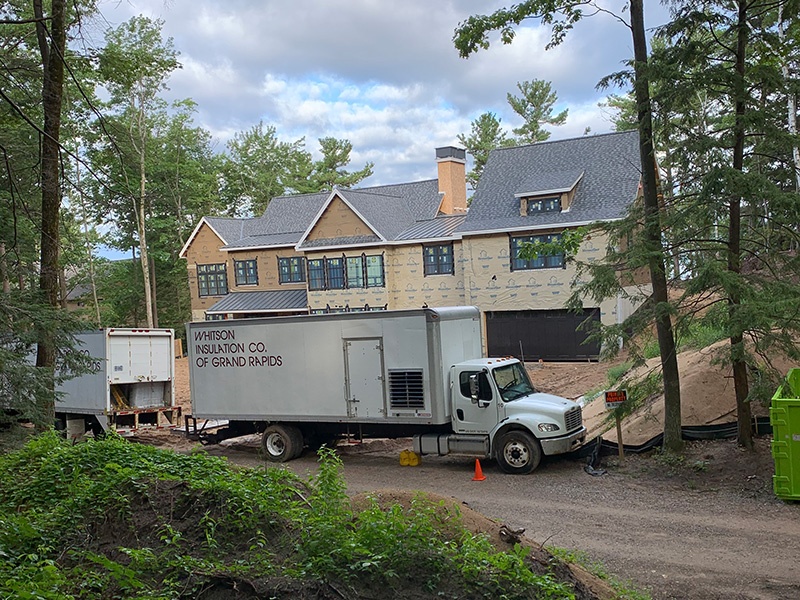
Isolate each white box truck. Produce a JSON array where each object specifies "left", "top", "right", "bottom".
[
  {"left": 186, "top": 307, "right": 585, "bottom": 474},
  {"left": 56, "top": 328, "right": 181, "bottom": 438}
]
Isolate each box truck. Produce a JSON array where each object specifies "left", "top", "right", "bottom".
[
  {"left": 56, "top": 328, "right": 181, "bottom": 438},
  {"left": 186, "top": 307, "right": 585, "bottom": 474}
]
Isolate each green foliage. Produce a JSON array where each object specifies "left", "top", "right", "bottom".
[
  {"left": 607, "top": 362, "right": 633, "bottom": 386},
  {"left": 507, "top": 79, "right": 568, "bottom": 143},
  {"left": 457, "top": 112, "right": 515, "bottom": 189},
  {"left": 0, "top": 435, "right": 591, "bottom": 599}
]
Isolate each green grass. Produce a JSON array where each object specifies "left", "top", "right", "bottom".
[{"left": 548, "top": 547, "right": 652, "bottom": 600}]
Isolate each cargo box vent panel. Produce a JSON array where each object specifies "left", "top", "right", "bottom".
[{"left": 389, "top": 370, "right": 425, "bottom": 410}]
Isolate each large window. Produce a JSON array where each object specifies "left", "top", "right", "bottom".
[
  {"left": 365, "top": 255, "right": 384, "bottom": 287},
  {"left": 308, "top": 259, "right": 325, "bottom": 291},
  {"left": 423, "top": 243, "right": 454, "bottom": 276},
  {"left": 197, "top": 263, "right": 228, "bottom": 296},
  {"left": 234, "top": 259, "right": 258, "bottom": 286},
  {"left": 510, "top": 234, "right": 564, "bottom": 271},
  {"left": 327, "top": 258, "right": 345, "bottom": 290},
  {"left": 307, "top": 254, "right": 385, "bottom": 290},
  {"left": 346, "top": 256, "right": 364, "bottom": 288},
  {"left": 278, "top": 257, "right": 306, "bottom": 283}
]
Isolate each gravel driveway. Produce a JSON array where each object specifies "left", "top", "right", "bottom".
[{"left": 194, "top": 435, "right": 800, "bottom": 600}]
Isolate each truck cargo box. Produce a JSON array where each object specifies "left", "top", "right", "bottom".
[
  {"left": 56, "top": 328, "right": 180, "bottom": 436},
  {"left": 187, "top": 307, "right": 482, "bottom": 424}
]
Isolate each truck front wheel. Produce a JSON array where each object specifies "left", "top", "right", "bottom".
[
  {"left": 495, "top": 430, "right": 542, "bottom": 474},
  {"left": 261, "top": 425, "right": 303, "bottom": 462}
]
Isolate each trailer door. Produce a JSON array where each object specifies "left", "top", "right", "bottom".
[{"left": 344, "top": 338, "right": 385, "bottom": 418}]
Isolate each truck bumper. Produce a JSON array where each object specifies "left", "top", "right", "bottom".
[{"left": 540, "top": 427, "right": 586, "bottom": 456}]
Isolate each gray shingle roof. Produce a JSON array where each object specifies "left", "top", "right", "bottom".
[
  {"left": 300, "top": 235, "right": 382, "bottom": 248},
  {"left": 221, "top": 231, "right": 302, "bottom": 250},
  {"left": 206, "top": 179, "right": 446, "bottom": 253},
  {"left": 205, "top": 216, "right": 262, "bottom": 244},
  {"left": 457, "top": 131, "right": 640, "bottom": 234},
  {"left": 206, "top": 289, "right": 308, "bottom": 314}
]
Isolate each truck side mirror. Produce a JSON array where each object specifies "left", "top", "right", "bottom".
[{"left": 469, "top": 374, "right": 492, "bottom": 408}]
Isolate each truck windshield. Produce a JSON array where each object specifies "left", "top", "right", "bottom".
[{"left": 492, "top": 362, "right": 537, "bottom": 402}]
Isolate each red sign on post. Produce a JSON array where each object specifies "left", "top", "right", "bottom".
[{"left": 605, "top": 389, "right": 627, "bottom": 410}]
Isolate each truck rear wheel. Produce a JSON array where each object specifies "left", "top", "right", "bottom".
[
  {"left": 261, "top": 425, "right": 303, "bottom": 462},
  {"left": 495, "top": 430, "right": 541, "bottom": 474}
]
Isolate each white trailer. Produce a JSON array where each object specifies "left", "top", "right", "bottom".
[
  {"left": 56, "top": 328, "right": 181, "bottom": 438},
  {"left": 186, "top": 307, "right": 585, "bottom": 474}
]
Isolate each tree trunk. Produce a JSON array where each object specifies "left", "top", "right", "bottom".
[
  {"left": 150, "top": 254, "right": 159, "bottom": 328},
  {"left": 778, "top": 4, "right": 800, "bottom": 195},
  {"left": 34, "top": 0, "right": 67, "bottom": 429},
  {"left": 730, "top": 1, "right": 752, "bottom": 449},
  {"left": 136, "top": 116, "right": 155, "bottom": 328},
  {"left": 631, "top": 0, "right": 683, "bottom": 452},
  {"left": 1, "top": 242, "right": 9, "bottom": 294}
]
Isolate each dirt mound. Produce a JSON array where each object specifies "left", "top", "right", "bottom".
[{"left": 580, "top": 340, "right": 797, "bottom": 446}]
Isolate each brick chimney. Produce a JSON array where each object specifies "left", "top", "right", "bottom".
[{"left": 436, "top": 146, "right": 467, "bottom": 215}]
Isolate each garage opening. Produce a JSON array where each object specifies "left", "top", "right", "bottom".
[{"left": 485, "top": 308, "right": 601, "bottom": 361}]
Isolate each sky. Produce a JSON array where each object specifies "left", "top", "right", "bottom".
[{"left": 87, "top": 0, "right": 671, "bottom": 194}]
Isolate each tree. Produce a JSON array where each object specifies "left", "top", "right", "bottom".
[
  {"left": 97, "top": 15, "right": 180, "bottom": 328},
  {"left": 653, "top": 0, "right": 800, "bottom": 449},
  {"left": 507, "top": 79, "right": 568, "bottom": 143},
  {"left": 457, "top": 112, "right": 514, "bottom": 189},
  {"left": 220, "top": 122, "right": 301, "bottom": 216},
  {"left": 454, "top": 0, "right": 685, "bottom": 452}
]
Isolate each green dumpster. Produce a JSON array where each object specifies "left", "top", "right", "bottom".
[{"left": 770, "top": 368, "right": 800, "bottom": 500}]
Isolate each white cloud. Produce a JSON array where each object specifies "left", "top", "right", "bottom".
[{"left": 92, "top": 0, "right": 656, "bottom": 185}]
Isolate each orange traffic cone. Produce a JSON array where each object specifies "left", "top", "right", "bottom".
[{"left": 472, "top": 459, "right": 486, "bottom": 481}]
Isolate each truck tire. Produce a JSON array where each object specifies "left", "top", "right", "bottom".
[
  {"left": 261, "top": 425, "right": 301, "bottom": 462},
  {"left": 495, "top": 430, "right": 542, "bottom": 474}
]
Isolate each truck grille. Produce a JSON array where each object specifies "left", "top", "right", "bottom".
[
  {"left": 565, "top": 405, "right": 582, "bottom": 432},
  {"left": 389, "top": 370, "right": 425, "bottom": 410}
]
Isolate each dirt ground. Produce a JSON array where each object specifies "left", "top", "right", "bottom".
[{"left": 159, "top": 351, "right": 800, "bottom": 600}]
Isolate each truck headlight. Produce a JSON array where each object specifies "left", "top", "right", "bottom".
[{"left": 538, "top": 423, "right": 560, "bottom": 432}]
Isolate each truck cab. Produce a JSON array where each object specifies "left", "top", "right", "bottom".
[{"left": 426, "top": 357, "right": 585, "bottom": 474}]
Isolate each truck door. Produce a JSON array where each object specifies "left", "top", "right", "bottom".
[
  {"left": 452, "top": 369, "right": 500, "bottom": 434},
  {"left": 344, "top": 338, "right": 385, "bottom": 418}
]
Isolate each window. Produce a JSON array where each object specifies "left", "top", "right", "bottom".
[
  {"left": 346, "top": 256, "right": 364, "bottom": 288},
  {"left": 423, "top": 243, "right": 454, "bottom": 276},
  {"left": 458, "top": 371, "right": 492, "bottom": 401},
  {"left": 205, "top": 313, "right": 225, "bottom": 321},
  {"left": 365, "top": 255, "right": 384, "bottom": 287},
  {"left": 308, "top": 259, "right": 325, "bottom": 291},
  {"left": 327, "top": 258, "right": 345, "bottom": 289},
  {"left": 526, "top": 197, "right": 561, "bottom": 214},
  {"left": 197, "top": 263, "right": 228, "bottom": 296},
  {"left": 278, "top": 257, "right": 306, "bottom": 283},
  {"left": 234, "top": 259, "right": 258, "bottom": 286},
  {"left": 510, "top": 234, "right": 564, "bottom": 271},
  {"left": 306, "top": 254, "right": 385, "bottom": 290}
]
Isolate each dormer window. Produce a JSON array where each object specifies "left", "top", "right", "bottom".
[{"left": 526, "top": 197, "right": 561, "bottom": 214}]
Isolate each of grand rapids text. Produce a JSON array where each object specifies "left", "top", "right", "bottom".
[{"left": 193, "top": 329, "right": 281, "bottom": 368}]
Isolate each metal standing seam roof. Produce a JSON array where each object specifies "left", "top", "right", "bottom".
[
  {"left": 394, "top": 214, "right": 467, "bottom": 241},
  {"left": 206, "top": 289, "right": 308, "bottom": 314}
]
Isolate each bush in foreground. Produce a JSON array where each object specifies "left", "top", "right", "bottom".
[{"left": 0, "top": 433, "right": 581, "bottom": 599}]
